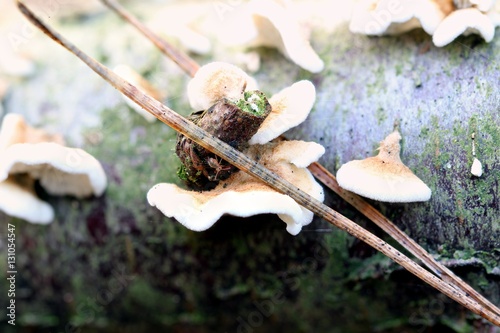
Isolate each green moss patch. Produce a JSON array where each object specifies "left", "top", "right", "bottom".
[{"left": 235, "top": 90, "right": 269, "bottom": 116}]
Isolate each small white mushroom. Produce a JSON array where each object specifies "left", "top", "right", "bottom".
[
  {"left": 113, "top": 64, "right": 164, "bottom": 122},
  {"left": 432, "top": 8, "right": 496, "bottom": 46},
  {"left": 148, "top": 3, "right": 211, "bottom": 54},
  {"left": 0, "top": 47, "right": 35, "bottom": 78},
  {"left": 349, "top": 0, "right": 449, "bottom": 36},
  {"left": 212, "top": 0, "right": 324, "bottom": 73},
  {"left": 0, "top": 142, "right": 107, "bottom": 198},
  {"left": 187, "top": 62, "right": 258, "bottom": 110},
  {"left": 234, "top": 51, "right": 261, "bottom": 73},
  {"left": 336, "top": 131, "right": 432, "bottom": 203},
  {"left": 247, "top": 0, "right": 325, "bottom": 73},
  {"left": 148, "top": 140, "right": 324, "bottom": 235},
  {"left": 0, "top": 114, "right": 107, "bottom": 224},
  {"left": 470, "top": 157, "right": 483, "bottom": 177},
  {"left": 0, "top": 113, "right": 64, "bottom": 150},
  {"left": 455, "top": 0, "right": 496, "bottom": 12},
  {"left": 249, "top": 80, "right": 316, "bottom": 145},
  {"left": 0, "top": 178, "right": 54, "bottom": 225}
]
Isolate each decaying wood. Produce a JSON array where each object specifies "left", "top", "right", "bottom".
[
  {"left": 93, "top": 0, "right": 500, "bottom": 322},
  {"left": 17, "top": 1, "right": 500, "bottom": 326},
  {"left": 176, "top": 94, "right": 271, "bottom": 189}
]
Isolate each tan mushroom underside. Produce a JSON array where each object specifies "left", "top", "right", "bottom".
[
  {"left": 0, "top": 178, "right": 54, "bottom": 224},
  {"left": 0, "top": 142, "right": 107, "bottom": 198},
  {"left": 148, "top": 140, "right": 325, "bottom": 235},
  {"left": 336, "top": 131, "right": 431, "bottom": 202}
]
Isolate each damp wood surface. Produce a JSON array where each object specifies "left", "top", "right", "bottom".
[{"left": 0, "top": 1, "right": 499, "bottom": 332}]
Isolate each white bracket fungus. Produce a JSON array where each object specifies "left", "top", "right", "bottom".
[
  {"left": 187, "top": 62, "right": 258, "bottom": 111},
  {"left": 349, "top": 0, "right": 449, "bottom": 36},
  {"left": 148, "top": 140, "right": 324, "bottom": 236},
  {"left": 249, "top": 80, "right": 316, "bottom": 145},
  {"left": 432, "top": 7, "right": 496, "bottom": 46},
  {"left": 213, "top": 0, "right": 324, "bottom": 73},
  {"left": 148, "top": 3, "right": 211, "bottom": 55},
  {"left": 0, "top": 178, "right": 54, "bottom": 224},
  {"left": 247, "top": 0, "right": 325, "bottom": 73},
  {"left": 0, "top": 142, "right": 107, "bottom": 198},
  {"left": 336, "top": 131, "right": 432, "bottom": 203},
  {"left": 0, "top": 113, "right": 64, "bottom": 150},
  {"left": 350, "top": 0, "right": 500, "bottom": 47},
  {"left": 0, "top": 114, "right": 107, "bottom": 224}
]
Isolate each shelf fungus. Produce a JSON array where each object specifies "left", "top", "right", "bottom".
[
  {"left": 215, "top": 0, "right": 324, "bottom": 73},
  {"left": 148, "top": 62, "right": 324, "bottom": 235},
  {"left": 247, "top": 0, "right": 324, "bottom": 73},
  {"left": 113, "top": 64, "right": 164, "bottom": 123},
  {"left": 187, "top": 62, "right": 258, "bottom": 111},
  {"left": 350, "top": 0, "right": 500, "bottom": 46},
  {"left": 432, "top": 5, "right": 498, "bottom": 46},
  {"left": 148, "top": 3, "right": 211, "bottom": 55},
  {"left": 0, "top": 114, "right": 107, "bottom": 224},
  {"left": 336, "top": 131, "right": 431, "bottom": 203},
  {"left": 349, "top": 0, "right": 450, "bottom": 36}
]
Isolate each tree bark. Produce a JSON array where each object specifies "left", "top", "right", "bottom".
[{"left": 0, "top": 2, "right": 498, "bottom": 332}]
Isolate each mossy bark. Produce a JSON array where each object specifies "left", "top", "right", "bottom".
[{"left": 0, "top": 1, "right": 498, "bottom": 332}]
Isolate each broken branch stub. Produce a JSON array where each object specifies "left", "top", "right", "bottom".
[{"left": 176, "top": 90, "right": 272, "bottom": 189}]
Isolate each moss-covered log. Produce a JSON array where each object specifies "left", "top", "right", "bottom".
[{"left": 0, "top": 1, "right": 498, "bottom": 332}]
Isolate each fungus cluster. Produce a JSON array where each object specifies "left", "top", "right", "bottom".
[
  {"left": 151, "top": 0, "right": 324, "bottom": 73},
  {"left": 148, "top": 2, "right": 212, "bottom": 55},
  {"left": 242, "top": 0, "right": 325, "bottom": 73},
  {"left": 148, "top": 62, "right": 324, "bottom": 235},
  {"left": 0, "top": 114, "right": 107, "bottom": 224},
  {"left": 350, "top": 0, "right": 500, "bottom": 46}
]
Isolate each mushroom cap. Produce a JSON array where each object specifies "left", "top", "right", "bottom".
[
  {"left": 187, "top": 62, "right": 258, "bottom": 111},
  {"left": 148, "top": 3, "right": 211, "bottom": 54},
  {"left": 171, "top": 26, "right": 211, "bottom": 55},
  {"left": 248, "top": 0, "right": 324, "bottom": 73},
  {"left": 0, "top": 113, "right": 64, "bottom": 150},
  {"left": 113, "top": 64, "right": 163, "bottom": 123},
  {"left": 463, "top": 0, "right": 496, "bottom": 12},
  {"left": 471, "top": 157, "right": 483, "bottom": 177},
  {"left": 0, "top": 178, "right": 54, "bottom": 224},
  {"left": 432, "top": 8, "right": 495, "bottom": 46},
  {"left": 336, "top": 131, "right": 431, "bottom": 203},
  {"left": 349, "top": 0, "right": 448, "bottom": 35},
  {"left": 249, "top": 80, "right": 316, "bottom": 145},
  {"left": 0, "top": 142, "right": 107, "bottom": 198},
  {"left": 148, "top": 140, "right": 325, "bottom": 235}
]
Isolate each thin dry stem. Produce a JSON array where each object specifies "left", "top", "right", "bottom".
[
  {"left": 100, "top": 0, "right": 200, "bottom": 77},
  {"left": 17, "top": 0, "right": 500, "bottom": 326}
]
